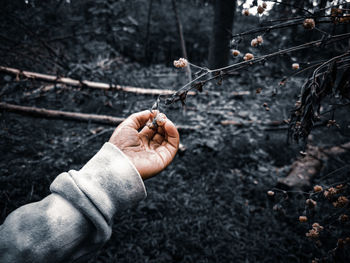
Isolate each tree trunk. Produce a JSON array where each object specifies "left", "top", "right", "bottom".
[
  {"left": 208, "top": 0, "right": 235, "bottom": 69},
  {"left": 171, "top": 0, "right": 192, "bottom": 81}
]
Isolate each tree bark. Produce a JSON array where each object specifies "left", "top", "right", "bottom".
[
  {"left": 278, "top": 142, "right": 350, "bottom": 189},
  {"left": 208, "top": 0, "right": 236, "bottom": 69},
  {"left": 144, "top": 0, "right": 154, "bottom": 63}
]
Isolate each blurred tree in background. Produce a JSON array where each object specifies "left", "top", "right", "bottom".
[{"left": 208, "top": 0, "right": 236, "bottom": 68}]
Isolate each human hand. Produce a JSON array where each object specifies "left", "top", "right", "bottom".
[{"left": 109, "top": 110, "right": 180, "bottom": 180}]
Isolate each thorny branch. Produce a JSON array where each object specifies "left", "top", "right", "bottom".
[
  {"left": 158, "top": 32, "right": 350, "bottom": 108},
  {"left": 155, "top": 3, "right": 350, "bottom": 147}
]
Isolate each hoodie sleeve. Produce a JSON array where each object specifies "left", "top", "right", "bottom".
[{"left": 0, "top": 142, "right": 147, "bottom": 263}]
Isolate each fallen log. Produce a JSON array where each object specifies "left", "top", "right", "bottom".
[
  {"left": 0, "top": 66, "right": 196, "bottom": 96},
  {"left": 278, "top": 142, "right": 350, "bottom": 189},
  {"left": 230, "top": 91, "right": 251, "bottom": 97},
  {"left": 0, "top": 102, "right": 199, "bottom": 131},
  {"left": 221, "top": 119, "right": 288, "bottom": 127}
]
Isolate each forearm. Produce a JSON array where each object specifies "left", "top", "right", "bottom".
[
  {"left": 0, "top": 143, "right": 147, "bottom": 262},
  {"left": 0, "top": 194, "right": 93, "bottom": 263}
]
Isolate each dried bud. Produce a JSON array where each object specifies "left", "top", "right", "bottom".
[
  {"left": 312, "top": 223, "right": 324, "bottom": 232},
  {"left": 262, "top": 2, "right": 267, "bottom": 9},
  {"left": 336, "top": 184, "right": 344, "bottom": 189},
  {"left": 337, "top": 239, "right": 345, "bottom": 248},
  {"left": 306, "top": 229, "right": 319, "bottom": 239},
  {"left": 231, "top": 49, "right": 240, "bottom": 56},
  {"left": 256, "top": 35, "right": 263, "bottom": 44},
  {"left": 299, "top": 216, "right": 308, "bottom": 222},
  {"left": 257, "top": 5, "right": 265, "bottom": 14},
  {"left": 263, "top": 102, "right": 268, "bottom": 107},
  {"left": 243, "top": 9, "right": 250, "bottom": 16},
  {"left": 173, "top": 58, "right": 188, "bottom": 68},
  {"left": 339, "top": 214, "right": 349, "bottom": 222},
  {"left": 327, "top": 119, "right": 340, "bottom": 128},
  {"left": 306, "top": 199, "right": 317, "bottom": 208},
  {"left": 303, "top": 18, "right": 315, "bottom": 30},
  {"left": 243, "top": 53, "right": 254, "bottom": 61},
  {"left": 155, "top": 113, "right": 167, "bottom": 126},
  {"left": 267, "top": 190, "right": 275, "bottom": 196},
  {"left": 331, "top": 8, "right": 343, "bottom": 17},
  {"left": 251, "top": 38, "right": 259, "bottom": 47},
  {"left": 333, "top": 196, "right": 349, "bottom": 208},
  {"left": 339, "top": 14, "right": 350, "bottom": 23},
  {"left": 292, "top": 63, "right": 300, "bottom": 70},
  {"left": 313, "top": 185, "right": 323, "bottom": 193},
  {"left": 324, "top": 187, "right": 337, "bottom": 199}
]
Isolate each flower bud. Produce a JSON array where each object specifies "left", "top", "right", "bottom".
[
  {"left": 303, "top": 18, "right": 315, "bottom": 30},
  {"left": 231, "top": 49, "right": 240, "bottom": 56},
  {"left": 292, "top": 63, "right": 300, "bottom": 70},
  {"left": 243, "top": 53, "right": 254, "bottom": 61}
]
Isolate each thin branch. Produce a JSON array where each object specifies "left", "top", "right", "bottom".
[
  {"left": 266, "top": 0, "right": 314, "bottom": 15},
  {"left": 312, "top": 51, "right": 350, "bottom": 84},
  {"left": 163, "top": 32, "right": 350, "bottom": 103}
]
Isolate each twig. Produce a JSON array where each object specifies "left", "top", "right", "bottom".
[
  {"left": 163, "top": 32, "right": 350, "bottom": 104},
  {"left": 266, "top": 0, "right": 314, "bottom": 15},
  {"left": 231, "top": 19, "right": 305, "bottom": 38},
  {"left": 312, "top": 51, "right": 350, "bottom": 84}
]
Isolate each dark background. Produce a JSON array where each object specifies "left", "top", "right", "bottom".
[{"left": 1, "top": 0, "right": 350, "bottom": 262}]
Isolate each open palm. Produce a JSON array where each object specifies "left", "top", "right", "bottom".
[{"left": 109, "top": 110, "right": 180, "bottom": 180}]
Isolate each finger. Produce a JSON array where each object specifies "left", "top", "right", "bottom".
[
  {"left": 152, "top": 133, "right": 165, "bottom": 145},
  {"left": 122, "top": 110, "right": 157, "bottom": 130},
  {"left": 157, "top": 126, "right": 165, "bottom": 136},
  {"left": 163, "top": 118, "right": 180, "bottom": 149},
  {"left": 139, "top": 125, "right": 156, "bottom": 139},
  {"left": 155, "top": 145, "right": 176, "bottom": 167},
  {"left": 151, "top": 125, "right": 165, "bottom": 144},
  {"left": 139, "top": 113, "right": 160, "bottom": 140}
]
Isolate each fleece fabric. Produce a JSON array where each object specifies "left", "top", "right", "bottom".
[{"left": 0, "top": 142, "right": 147, "bottom": 263}]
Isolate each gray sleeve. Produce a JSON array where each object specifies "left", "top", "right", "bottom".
[{"left": 0, "top": 142, "right": 147, "bottom": 263}]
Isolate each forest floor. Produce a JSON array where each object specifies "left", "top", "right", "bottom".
[{"left": 1, "top": 57, "right": 349, "bottom": 262}]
